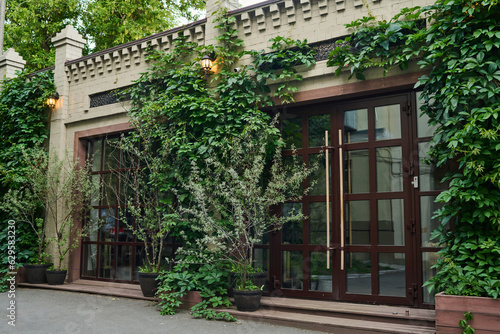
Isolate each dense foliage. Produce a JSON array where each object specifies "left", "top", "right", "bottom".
[
  {"left": 0, "top": 71, "right": 54, "bottom": 290},
  {"left": 4, "top": 0, "right": 205, "bottom": 71},
  {"left": 124, "top": 9, "right": 315, "bottom": 317},
  {"left": 328, "top": 0, "right": 500, "bottom": 298}
]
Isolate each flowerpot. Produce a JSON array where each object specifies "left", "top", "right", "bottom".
[
  {"left": 138, "top": 272, "right": 160, "bottom": 297},
  {"left": 178, "top": 291, "right": 203, "bottom": 309},
  {"left": 24, "top": 264, "right": 51, "bottom": 284},
  {"left": 435, "top": 292, "right": 500, "bottom": 333},
  {"left": 233, "top": 289, "right": 262, "bottom": 312},
  {"left": 231, "top": 272, "right": 268, "bottom": 289},
  {"left": 45, "top": 270, "right": 67, "bottom": 285}
]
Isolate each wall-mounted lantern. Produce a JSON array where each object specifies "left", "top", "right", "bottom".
[
  {"left": 47, "top": 92, "right": 59, "bottom": 109},
  {"left": 200, "top": 52, "right": 216, "bottom": 78}
]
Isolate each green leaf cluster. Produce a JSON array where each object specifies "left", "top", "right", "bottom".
[{"left": 328, "top": 0, "right": 500, "bottom": 298}]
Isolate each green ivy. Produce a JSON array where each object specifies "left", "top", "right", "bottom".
[
  {"left": 328, "top": 0, "right": 500, "bottom": 298},
  {"left": 0, "top": 70, "right": 54, "bottom": 290}
]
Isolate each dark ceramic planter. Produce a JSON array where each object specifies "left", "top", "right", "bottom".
[
  {"left": 45, "top": 270, "right": 67, "bottom": 285},
  {"left": 231, "top": 272, "right": 268, "bottom": 289},
  {"left": 24, "top": 264, "right": 51, "bottom": 284},
  {"left": 233, "top": 289, "right": 262, "bottom": 312},
  {"left": 138, "top": 272, "right": 160, "bottom": 297}
]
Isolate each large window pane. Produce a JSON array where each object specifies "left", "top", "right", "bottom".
[
  {"left": 377, "top": 199, "right": 405, "bottom": 246},
  {"left": 82, "top": 244, "right": 97, "bottom": 277},
  {"left": 308, "top": 114, "right": 330, "bottom": 147},
  {"left": 345, "top": 149, "right": 370, "bottom": 193},
  {"left": 116, "top": 245, "right": 132, "bottom": 280},
  {"left": 282, "top": 116, "right": 302, "bottom": 149},
  {"left": 346, "top": 252, "right": 371, "bottom": 295},
  {"left": 309, "top": 252, "right": 332, "bottom": 292},
  {"left": 309, "top": 154, "right": 327, "bottom": 196},
  {"left": 309, "top": 202, "right": 329, "bottom": 245},
  {"left": 375, "top": 104, "right": 401, "bottom": 140},
  {"left": 103, "top": 138, "right": 119, "bottom": 170},
  {"left": 422, "top": 252, "right": 439, "bottom": 304},
  {"left": 376, "top": 146, "right": 403, "bottom": 192},
  {"left": 99, "top": 208, "right": 116, "bottom": 242},
  {"left": 98, "top": 245, "right": 114, "bottom": 279},
  {"left": 102, "top": 173, "right": 117, "bottom": 206},
  {"left": 282, "top": 203, "right": 303, "bottom": 244},
  {"left": 379, "top": 253, "right": 406, "bottom": 297},
  {"left": 282, "top": 251, "right": 303, "bottom": 290},
  {"left": 345, "top": 200, "right": 370, "bottom": 245},
  {"left": 344, "top": 109, "right": 368, "bottom": 143},
  {"left": 416, "top": 91, "right": 438, "bottom": 138},
  {"left": 418, "top": 142, "right": 448, "bottom": 191},
  {"left": 90, "top": 139, "right": 102, "bottom": 172},
  {"left": 420, "top": 196, "right": 444, "bottom": 247}
]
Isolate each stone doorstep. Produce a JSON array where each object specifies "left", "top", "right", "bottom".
[
  {"left": 216, "top": 308, "right": 436, "bottom": 334},
  {"left": 18, "top": 280, "right": 201, "bottom": 309}
]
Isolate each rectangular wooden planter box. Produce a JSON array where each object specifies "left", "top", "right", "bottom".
[{"left": 435, "top": 292, "right": 500, "bottom": 333}]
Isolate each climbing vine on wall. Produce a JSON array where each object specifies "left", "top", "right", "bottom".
[
  {"left": 0, "top": 70, "right": 55, "bottom": 290},
  {"left": 328, "top": 0, "right": 500, "bottom": 298}
]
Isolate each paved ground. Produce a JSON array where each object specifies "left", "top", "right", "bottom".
[{"left": 1, "top": 288, "right": 324, "bottom": 334}]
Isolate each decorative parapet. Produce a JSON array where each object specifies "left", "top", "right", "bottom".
[
  {"left": 64, "top": 20, "right": 206, "bottom": 83},
  {"left": 0, "top": 49, "right": 26, "bottom": 79}
]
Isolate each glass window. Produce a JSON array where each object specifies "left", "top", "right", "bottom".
[
  {"left": 282, "top": 203, "right": 303, "bottom": 244},
  {"left": 379, "top": 253, "right": 406, "bottom": 297},
  {"left": 282, "top": 116, "right": 302, "bottom": 149},
  {"left": 346, "top": 252, "right": 371, "bottom": 295},
  {"left": 282, "top": 251, "right": 303, "bottom": 290},
  {"left": 418, "top": 142, "right": 448, "bottom": 191},
  {"left": 344, "top": 109, "right": 368, "bottom": 143},
  {"left": 420, "top": 196, "right": 444, "bottom": 247},
  {"left": 309, "top": 252, "right": 332, "bottom": 292},
  {"left": 376, "top": 146, "right": 403, "bottom": 192},
  {"left": 309, "top": 202, "right": 329, "bottom": 245},
  {"left": 375, "top": 104, "right": 401, "bottom": 140},
  {"left": 309, "top": 154, "right": 327, "bottom": 196},
  {"left": 377, "top": 199, "right": 405, "bottom": 246},
  {"left": 345, "top": 200, "right": 370, "bottom": 245},
  {"left": 345, "top": 149, "right": 370, "bottom": 193},
  {"left": 416, "top": 91, "right": 438, "bottom": 138},
  {"left": 308, "top": 114, "right": 330, "bottom": 147},
  {"left": 422, "top": 252, "right": 439, "bottom": 304}
]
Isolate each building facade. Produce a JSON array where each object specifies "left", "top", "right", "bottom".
[{"left": 1, "top": 0, "right": 442, "bottom": 308}]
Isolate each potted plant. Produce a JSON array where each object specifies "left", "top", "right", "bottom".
[
  {"left": 116, "top": 127, "right": 176, "bottom": 297},
  {"left": 0, "top": 148, "right": 53, "bottom": 284},
  {"left": 182, "top": 121, "right": 315, "bottom": 311}
]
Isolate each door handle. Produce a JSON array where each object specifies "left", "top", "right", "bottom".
[
  {"left": 325, "top": 131, "right": 331, "bottom": 269},
  {"left": 338, "top": 130, "right": 345, "bottom": 271}
]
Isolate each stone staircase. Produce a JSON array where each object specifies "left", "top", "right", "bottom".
[{"left": 218, "top": 297, "right": 436, "bottom": 334}]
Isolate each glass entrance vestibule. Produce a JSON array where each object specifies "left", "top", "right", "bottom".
[{"left": 255, "top": 91, "right": 447, "bottom": 308}]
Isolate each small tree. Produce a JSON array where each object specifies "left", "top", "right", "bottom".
[
  {"left": 182, "top": 121, "right": 315, "bottom": 290},
  {"left": 1, "top": 148, "right": 51, "bottom": 265},
  {"left": 1, "top": 147, "right": 98, "bottom": 270},
  {"left": 116, "top": 124, "right": 178, "bottom": 273}
]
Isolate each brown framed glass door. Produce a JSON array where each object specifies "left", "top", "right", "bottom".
[
  {"left": 337, "top": 94, "right": 415, "bottom": 305},
  {"left": 272, "top": 93, "right": 420, "bottom": 306}
]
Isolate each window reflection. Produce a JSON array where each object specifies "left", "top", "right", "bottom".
[
  {"left": 376, "top": 146, "right": 403, "bottom": 192},
  {"left": 344, "top": 109, "right": 368, "bottom": 143},
  {"left": 377, "top": 199, "right": 404, "bottom": 246},
  {"left": 345, "top": 149, "right": 370, "bottom": 193},
  {"left": 308, "top": 114, "right": 330, "bottom": 147},
  {"left": 378, "top": 253, "right": 406, "bottom": 297},
  {"left": 309, "top": 252, "right": 332, "bottom": 292},
  {"left": 282, "top": 251, "right": 303, "bottom": 290},
  {"left": 418, "top": 142, "right": 448, "bottom": 191},
  {"left": 282, "top": 203, "right": 303, "bottom": 244},
  {"left": 282, "top": 116, "right": 302, "bottom": 149},
  {"left": 346, "top": 252, "right": 371, "bottom": 295},
  {"left": 375, "top": 104, "right": 401, "bottom": 140},
  {"left": 345, "top": 200, "right": 370, "bottom": 245}
]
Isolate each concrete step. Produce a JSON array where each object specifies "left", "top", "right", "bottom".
[
  {"left": 218, "top": 308, "right": 436, "bottom": 334},
  {"left": 219, "top": 296, "right": 435, "bottom": 334},
  {"left": 259, "top": 297, "right": 435, "bottom": 327}
]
